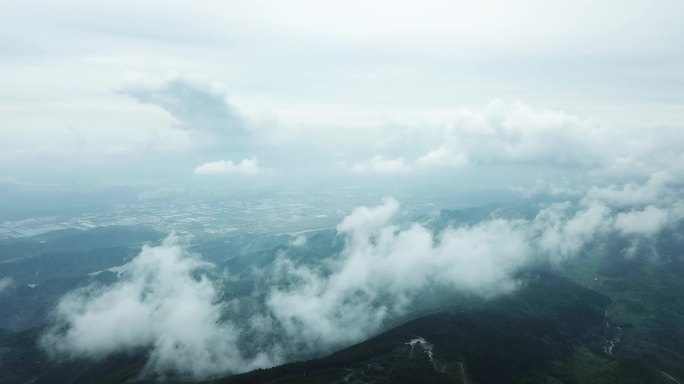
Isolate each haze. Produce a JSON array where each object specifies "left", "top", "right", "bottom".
[
  {"left": 1, "top": 1, "right": 684, "bottom": 382},
  {"left": 2, "top": 1, "right": 684, "bottom": 193}
]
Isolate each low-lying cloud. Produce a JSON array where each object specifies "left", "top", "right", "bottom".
[
  {"left": 263, "top": 177, "right": 683, "bottom": 349},
  {"left": 0, "top": 277, "right": 13, "bottom": 293},
  {"left": 533, "top": 201, "right": 611, "bottom": 264},
  {"left": 41, "top": 236, "right": 275, "bottom": 379},
  {"left": 614, "top": 205, "right": 681, "bottom": 236},
  {"left": 266, "top": 199, "right": 531, "bottom": 348},
  {"left": 262, "top": 196, "right": 620, "bottom": 349},
  {"left": 42, "top": 175, "right": 684, "bottom": 378},
  {"left": 587, "top": 171, "right": 673, "bottom": 206}
]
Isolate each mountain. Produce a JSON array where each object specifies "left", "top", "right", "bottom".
[
  {"left": 210, "top": 272, "right": 669, "bottom": 384},
  {"left": 0, "top": 226, "right": 164, "bottom": 331},
  {"left": 2, "top": 270, "right": 680, "bottom": 384},
  {"left": 1, "top": 219, "right": 683, "bottom": 383}
]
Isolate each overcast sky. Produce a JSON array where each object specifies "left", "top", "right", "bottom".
[{"left": 2, "top": 0, "right": 683, "bottom": 191}]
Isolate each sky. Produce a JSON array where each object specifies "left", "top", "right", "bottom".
[{"left": 2, "top": 0, "right": 684, "bottom": 193}]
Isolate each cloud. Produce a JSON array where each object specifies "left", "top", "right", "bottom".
[
  {"left": 194, "top": 157, "right": 261, "bottom": 175},
  {"left": 584, "top": 171, "right": 684, "bottom": 237},
  {"left": 41, "top": 235, "right": 275, "bottom": 379},
  {"left": 533, "top": 201, "right": 611, "bottom": 264},
  {"left": 265, "top": 199, "right": 531, "bottom": 349},
  {"left": 355, "top": 100, "right": 612, "bottom": 174},
  {"left": 264, "top": 185, "right": 684, "bottom": 349},
  {"left": 0, "top": 277, "right": 13, "bottom": 293},
  {"left": 289, "top": 235, "right": 307, "bottom": 247},
  {"left": 43, "top": 181, "right": 684, "bottom": 377},
  {"left": 352, "top": 156, "right": 410, "bottom": 174},
  {"left": 416, "top": 100, "right": 607, "bottom": 168},
  {"left": 587, "top": 171, "right": 672, "bottom": 206},
  {"left": 336, "top": 197, "right": 400, "bottom": 234},
  {"left": 121, "top": 75, "right": 249, "bottom": 151},
  {"left": 351, "top": 99, "right": 684, "bottom": 200},
  {"left": 44, "top": 199, "right": 579, "bottom": 374},
  {"left": 416, "top": 146, "right": 469, "bottom": 168},
  {"left": 614, "top": 205, "right": 671, "bottom": 236}
]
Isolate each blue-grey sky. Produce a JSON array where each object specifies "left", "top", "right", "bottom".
[{"left": 2, "top": 0, "right": 684, "bottom": 192}]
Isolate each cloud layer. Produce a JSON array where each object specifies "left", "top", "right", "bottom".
[{"left": 42, "top": 172, "right": 684, "bottom": 378}]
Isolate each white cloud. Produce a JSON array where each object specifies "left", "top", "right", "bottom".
[
  {"left": 265, "top": 190, "right": 684, "bottom": 349},
  {"left": 587, "top": 171, "right": 672, "bottom": 207},
  {"left": 352, "top": 156, "right": 410, "bottom": 174},
  {"left": 416, "top": 146, "right": 469, "bottom": 168},
  {"left": 0, "top": 277, "right": 13, "bottom": 293},
  {"left": 614, "top": 205, "right": 671, "bottom": 236},
  {"left": 266, "top": 199, "right": 531, "bottom": 348},
  {"left": 42, "top": 189, "right": 684, "bottom": 376},
  {"left": 41, "top": 235, "right": 276, "bottom": 379},
  {"left": 357, "top": 100, "right": 636, "bottom": 177},
  {"left": 194, "top": 157, "right": 261, "bottom": 175},
  {"left": 417, "top": 100, "right": 607, "bottom": 168},
  {"left": 351, "top": 99, "right": 684, "bottom": 202},
  {"left": 533, "top": 201, "right": 611, "bottom": 264},
  {"left": 46, "top": 200, "right": 558, "bottom": 371},
  {"left": 289, "top": 235, "right": 307, "bottom": 247}
]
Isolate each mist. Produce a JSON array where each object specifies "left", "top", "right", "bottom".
[{"left": 40, "top": 170, "right": 684, "bottom": 378}]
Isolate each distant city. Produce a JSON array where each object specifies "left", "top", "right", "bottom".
[{"left": 0, "top": 188, "right": 439, "bottom": 239}]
